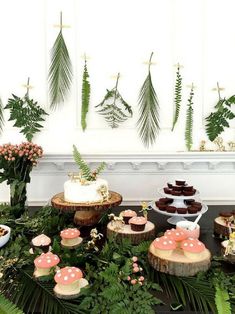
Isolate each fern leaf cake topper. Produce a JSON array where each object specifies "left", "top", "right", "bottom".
[
  {"left": 205, "top": 82, "right": 235, "bottom": 142},
  {"left": 48, "top": 12, "right": 73, "bottom": 110},
  {"left": 185, "top": 83, "right": 194, "bottom": 151},
  {"left": 81, "top": 56, "right": 90, "bottom": 131},
  {"left": 72, "top": 145, "right": 105, "bottom": 182},
  {"left": 95, "top": 73, "right": 133, "bottom": 128},
  {"left": 172, "top": 63, "right": 183, "bottom": 131}
]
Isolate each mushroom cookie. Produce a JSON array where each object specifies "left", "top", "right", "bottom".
[
  {"left": 60, "top": 228, "right": 83, "bottom": 249},
  {"left": 54, "top": 266, "right": 89, "bottom": 299},
  {"left": 153, "top": 236, "right": 176, "bottom": 258},
  {"left": 181, "top": 238, "right": 206, "bottom": 260},
  {"left": 34, "top": 252, "right": 60, "bottom": 278},
  {"left": 164, "top": 228, "right": 187, "bottom": 246}
]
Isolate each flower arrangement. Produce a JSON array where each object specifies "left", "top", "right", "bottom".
[{"left": 0, "top": 142, "right": 43, "bottom": 218}]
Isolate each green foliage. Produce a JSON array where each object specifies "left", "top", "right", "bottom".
[
  {"left": 137, "top": 52, "right": 160, "bottom": 147},
  {"left": 48, "top": 13, "right": 73, "bottom": 110},
  {"left": 172, "top": 64, "right": 182, "bottom": 131},
  {"left": 215, "top": 282, "right": 231, "bottom": 314},
  {"left": 72, "top": 145, "right": 105, "bottom": 181},
  {"left": 0, "top": 294, "right": 23, "bottom": 314},
  {"left": 205, "top": 94, "right": 235, "bottom": 141},
  {"left": 4, "top": 93, "right": 48, "bottom": 142},
  {"left": 185, "top": 85, "right": 194, "bottom": 151},
  {"left": 81, "top": 58, "right": 90, "bottom": 131},
  {"left": 0, "top": 97, "right": 4, "bottom": 134},
  {"left": 96, "top": 73, "right": 132, "bottom": 128}
]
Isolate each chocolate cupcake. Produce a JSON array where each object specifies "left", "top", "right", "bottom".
[
  {"left": 166, "top": 206, "right": 176, "bottom": 213},
  {"left": 175, "top": 180, "right": 186, "bottom": 186},
  {"left": 188, "top": 206, "right": 198, "bottom": 214},
  {"left": 183, "top": 185, "right": 193, "bottom": 191},
  {"left": 191, "top": 202, "right": 202, "bottom": 210},
  {"left": 172, "top": 185, "right": 183, "bottom": 191},
  {"left": 176, "top": 208, "right": 187, "bottom": 214},
  {"left": 31, "top": 234, "right": 51, "bottom": 253},
  {"left": 184, "top": 199, "right": 195, "bottom": 205},
  {"left": 120, "top": 210, "right": 137, "bottom": 224},
  {"left": 129, "top": 216, "right": 147, "bottom": 232},
  {"left": 163, "top": 188, "right": 172, "bottom": 194},
  {"left": 159, "top": 198, "right": 172, "bottom": 204},
  {"left": 157, "top": 204, "right": 167, "bottom": 211},
  {"left": 183, "top": 190, "right": 195, "bottom": 196},
  {"left": 171, "top": 190, "right": 182, "bottom": 196},
  {"left": 219, "top": 212, "right": 233, "bottom": 218},
  {"left": 167, "top": 183, "right": 173, "bottom": 188}
]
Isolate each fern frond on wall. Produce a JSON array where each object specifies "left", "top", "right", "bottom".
[
  {"left": 185, "top": 84, "right": 194, "bottom": 151},
  {"left": 0, "top": 98, "right": 4, "bottom": 135},
  {"left": 48, "top": 12, "right": 73, "bottom": 110},
  {"left": 172, "top": 63, "right": 182, "bottom": 131},
  {"left": 81, "top": 57, "right": 90, "bottom": 131},
  {"left": 96, "top": 73, "right": 132, "bottom": 128},
  {"left": 136, "top": 52, "right": 160, "bottom": 147}
]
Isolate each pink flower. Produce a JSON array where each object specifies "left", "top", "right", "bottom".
[
  {"left": 132, "top": 256, "right": 138, "bottom": 262},
  {"left": 133, "top": 263, "right": 138, "bottom": 268},
  {"left": 133, "top": 267, "right": 139, "bottom": 273},
  {"left": 139, "top": 276, "right": 145, "bottom": 282},
  {"left": 127, "top": 276, "right": 131, "bottom": 281},
  {"left": 131, "top": 279, "right": 137, "bottom": 285}
]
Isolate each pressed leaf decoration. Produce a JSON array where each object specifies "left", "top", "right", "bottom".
[
  {"left": 4, "top": 78, "right": 48, "bottom": 142},
  {"left": 48, "top": 12, "right": 73, "bottom": 110},
  {"left": 172, "top": 63, "right": 182, "bottom": 131},
  {"left": 205, "top": 83, "right": 235, "bottom": 142},
  {"left": 0, "top": 97, "right": 4, "bottom": 134},
  {"left": 137, "top": 52, "right": 160, "bottom": 147},
  {"left": 81, "top": 57, "right": 90, "bottom": 131},
  {"left": 95, "top": 73, "right": 132, "bottom": 128},
  {"left": 185, "top": 84, "right": 194, "bottom": 151}
]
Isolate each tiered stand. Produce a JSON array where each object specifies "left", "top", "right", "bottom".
[
  {"left": 152, "top": 188, "right": 208, "bottom": 225},
  {"left": 51, "top": 191, "right": 122, "bottom": 226},
  {"left": 148, "top": 242, "right": 211, "bottom": 277}
]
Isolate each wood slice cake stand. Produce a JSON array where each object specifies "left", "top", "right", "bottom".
[
  {"left": 221, "top": 240, "right": 235, "bottom": 264},
  {"left": 214, "top": 217, "right": 235, "bottom": 238},
  {"left": 107, "top": 221, "right": 156, "bottom": 245},
  {"left": 148, "top": 243, "right": 211, "bottom": 277},
  {"left": 51, "top": 191, "right": 122, "bottom": 226}
]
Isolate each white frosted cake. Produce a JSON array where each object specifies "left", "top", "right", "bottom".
[{"left": 64, "top": 178, "right": 109, "bottom": 203}]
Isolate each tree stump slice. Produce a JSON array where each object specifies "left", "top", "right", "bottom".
[
  {"left": 107, "top": 221, "right": 156, "bottom": 244},
  {"left": 214, "top": 217, "right": 235, "bottom": 237},
  {"left": 51, "top": 191, "right": 122, "bottom": 226},
  {"left": 148, "top": 243, "right": 211, "bottom": 277}
]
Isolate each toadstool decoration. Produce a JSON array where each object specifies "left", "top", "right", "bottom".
[{"left": 33, "top": 252, "right": 60, "bottom": 278}]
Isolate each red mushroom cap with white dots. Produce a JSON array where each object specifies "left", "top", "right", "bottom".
[
  {"left": 60, "top": 228, "right": 80, "bottom": 239},
  {"left": 180, "top": 238, "right": 205, "bottom": 253},
  {"left": 164, "top": 228, "right": 187, "bottom": 242},
  {"left": 153, "top": 236, "right": 177, "bottom": 250},
  {"left": 34, "top": 252, "right": 60, "bottom": 268},
  {"left": 54, "top": 266, "right": 83, "bottom": 285}
]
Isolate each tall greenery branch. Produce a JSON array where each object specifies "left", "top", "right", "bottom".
[
  {"left": 0, "top": 97, "right": 4, "bottom": 135},
  {"left": 137, "top": 52, "right": 160, "bottom": 147},
  {"left": 185, "top": 84, "right": 194, "bottom": 151},
  {"left": 205, "top": 83, "right": 235, "bottom": 141},
  {"left": 172, "top": 64, "right": 182, "bottom": 131},
  {"left": 48, "top": 12, "right": 73, "bottom": 110},
  {"left": 96, "top": 73, "right": 133, "bottom": 128},
  {"left": 81, "top": 57, "right": 91, "bottom": 131}
]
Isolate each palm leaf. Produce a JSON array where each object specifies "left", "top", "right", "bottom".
[
  {"left": 136, "top": 52, "right": 160, "bottom": 147},
  {"left": 48, "top": 13, "right": 73, "bottom": 110},
  {"left": 215, "top": 283, "right": 231, "bottom": 314},
  {"left": 172, "top": 64, "right": 182, "bottom": 131},
  {"left": 0, "top": 294, "right": 23, "bottom": 314},
  {"left": 185, "top": 85, "right": 194, "bottom": 151},
  {"left": 0, "top": 97, "right": 4, "bottom": 134},
  {"left": 81, "top": 58, "right": 90, "bottom": 131}
]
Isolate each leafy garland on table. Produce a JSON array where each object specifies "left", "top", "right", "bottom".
[
  {"left": 48, "top": 12, "right": 73, "bottom": 110},
  {"left": 0, "top": 97, "right": 4, "bottom": 134},
  {"left": 95, "top": 73, "right": 133, "bottom": 128},
  {"left": 205, "top": 83, "right": 235, "bottom": 142},
  {"left": 0, "top": 203, "right": 235, "bottom": 314},
  {"left": 171, "top": 63, "right": 182, "bottom": 131},
  {"left": 185, "top": 83, "right": 194, "bottom": 151},
  {"left": 4, "top": 79, "right": 48, "bottom": 142},
  {"left": 81, "top": 57, "right": 91, "bottom": 131},
  {"left": 137, "top": 52, "right": 160, "bottom": 147},
  {"left": 0, "top": 294, "right": 23, "bottom": 314}
]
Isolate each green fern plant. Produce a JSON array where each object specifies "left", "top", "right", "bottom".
[
  {"left": 0, "top": 294, "right": 23, "bottom": 314},
  {"left": 205, "top": 84, "right": 235, "bottom": 141},
  {"left": 4, "top": 81, "right": 48, "bottom": 141},
  {"left": 48, "top": 12, "right": 73, "bottom": 110},
  {"left": 0, "top": 97, "right": 4, "bottom": 134},
  {"left": 137, "top": 52, "right": 160, "bottom": 147},
  {"left": 172, "top": 63, "right": 182, "bottom": 131},
  {"left": 81, "top": 57, "right": 91, "bottom": 131},
  {"left": 185, "top": 84, "right": 194, "bottom": 151},
  {"left": 95, "top": 73, "right": 133, "bottom": 128},
  {"left": 215, "top": 282, "right": 231, "bottom": 314},
  {"left": 73, "top": 145, "right": 105, "bottom": 181}
]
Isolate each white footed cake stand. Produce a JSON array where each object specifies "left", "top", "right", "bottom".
[{"left": 151, "top": 188, "right": 208, "bottom": 225}]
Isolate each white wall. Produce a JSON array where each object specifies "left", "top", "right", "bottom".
[{"left": 0, "top": 0, "right": 235, "bottom": 204}]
